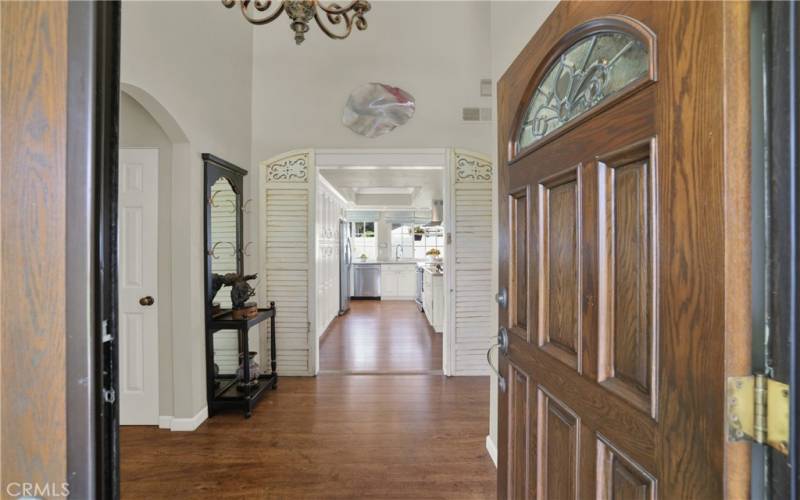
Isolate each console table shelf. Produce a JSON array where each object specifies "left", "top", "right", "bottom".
[
  {"left": 204, "top": 302, "right": 277, "bottom": 419},
  {"left": 209, "top": 307, "right": 275, "bottom": 333}
]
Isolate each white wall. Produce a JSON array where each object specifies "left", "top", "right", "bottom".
[
  {"left": 487, "top": 0, "right": 558, "bottom": 459},
  {"left": 121, "top": 0, "right": 253, "bottom": 421},
  {"left": 250, "top": 1, "right": 494, "bottom": 164},
  {"left": 119, "top": 92, "right": 175, "bottom": 418}
]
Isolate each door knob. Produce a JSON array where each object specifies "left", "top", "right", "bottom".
[
  {"left": 139, "top": 296, "right": 155, "bottom": 306},
  {"left": 498, "top": 326, "right": 509, "bottom": 354},
  {"left": 495, "top": 288, "right": 508, "bottom": 308}
]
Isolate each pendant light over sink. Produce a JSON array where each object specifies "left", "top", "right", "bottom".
[{"left": 222, "top": 0, "right": 371, "bottom": 45}]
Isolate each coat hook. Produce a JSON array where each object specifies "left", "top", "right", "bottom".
[
  {"left": 243, "top": 242, "right": 254, "bottom": 257},
  {"left": 242, "top": 198, "right": 254, "bottom": 214},
  {"left": 208, "top": 241, "right": 236, "bottom": 259},
  {"left": 209, "top": 190, "right": 237, "bottom": 213}
]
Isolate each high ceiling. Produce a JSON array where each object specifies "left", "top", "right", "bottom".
[{"left": 319, "top": 167, "right": 444, "bottom": 209}]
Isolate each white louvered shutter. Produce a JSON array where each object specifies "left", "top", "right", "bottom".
[
  {"left": 260, "top": 150, "right": 314, "bottom": 375},
  {"left": 448, "top": 149, "right": 494, "bottom": 375}
]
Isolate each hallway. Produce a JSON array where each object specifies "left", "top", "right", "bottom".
[
  {"left": 320, "top": 300, "right": 443, "bottom": 373},
  {"left": 120, "top": 299, "right": 494, "bottom": 498}
]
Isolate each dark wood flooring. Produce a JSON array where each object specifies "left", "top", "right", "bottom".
[
  {"left": 320, "top": 299, "right": 443, "bottom": 373},
  {"left": 120, "top": 300, "right": 494, "bottom": 499},
  {"left": 120, "top": 376, "right": 495, "bottom": 499}
]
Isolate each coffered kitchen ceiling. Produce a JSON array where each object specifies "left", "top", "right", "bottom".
[{"left": 319, "top": 167, "right": 443, "bottom": 208}]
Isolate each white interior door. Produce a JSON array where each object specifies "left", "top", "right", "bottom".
[{"left": 118, "top": 148, "right": 159, "bottom": 425}]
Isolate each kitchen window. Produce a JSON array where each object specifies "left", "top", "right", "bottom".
[
  {"left": 390, "top": 224, "right": 444, "bottom": 260},
  {"left": 351, "top": 221, "right": 378, "bottom": 261}
]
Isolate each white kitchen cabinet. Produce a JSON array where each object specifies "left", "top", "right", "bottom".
[
  {"left": 315, "top": 177, "right": 346, "bottom": 339},
  {"left": 422, "top": 269, "right": 444, "bottom": 333},
  {"left": 380, "top": 263, "right": 417, "bottom": 300},
  {"left": 398, "top": 268, "right": 416, "bottom": 297}
]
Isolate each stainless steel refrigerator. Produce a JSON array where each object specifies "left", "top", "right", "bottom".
[{"left": 338, "top": 220, "right": 352, "bottom": 315}]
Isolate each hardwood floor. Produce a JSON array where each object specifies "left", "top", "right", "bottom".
[
  {"left": 320, "top": 300, "right": 443, "bottom": 373},
  {"left": 121, "top": 375, "right": 495, "bottom": 499},
  {"left": 121, "top": 300, "right": 494, "bottom": 498}
]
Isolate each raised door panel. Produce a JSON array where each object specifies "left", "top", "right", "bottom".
[
  {"left": 506, "top": 364, "right": 532, "bottom": 499},
  {"left": 598, "top": 141, "right": 657, "bottom": 415},
  {"left": 538, "top": 166, "right": 582, "bottom": 371},
  {"left": 508, "top": 185, "right": 534, "bottom": 341},
  {"left": 596, "top": 436, "right": 655, "bottom": 500},
  {"left": 535, "top": 388, "right": 579, "bottom": 499}
]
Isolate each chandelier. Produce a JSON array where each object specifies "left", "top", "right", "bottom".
[{"left": 222, "top": 0, "right": 371, "bottom": 45}]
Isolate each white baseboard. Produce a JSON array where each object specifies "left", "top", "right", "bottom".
[
  {"left": 158, "top": 416, "right": 172, "bottom": 429},
  {"left": 486, "top": 434, "right": 498, "bottom": 467},
  {"left": 168, "top": 406, "right": 208, "bottom": 432}
]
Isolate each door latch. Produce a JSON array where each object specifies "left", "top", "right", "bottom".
[
  {"left": 727, "top": 373, "right": 789, "bottom": 454},
  {"left": 102, "top": 388, "right": 116, "bottom": 404}
]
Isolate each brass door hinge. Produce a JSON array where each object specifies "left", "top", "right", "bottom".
[{"left": 727, "top": 374, "right": 789, "bottom": 454}]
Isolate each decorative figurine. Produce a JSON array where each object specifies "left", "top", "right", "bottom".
[
  {"left": 230, "top": 273, "right": 257, "bottom": 309},
  {"left": 210, "top": 272, "right": 259, "bottom": 318}
]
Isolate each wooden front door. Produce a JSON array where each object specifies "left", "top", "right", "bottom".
[{"left": 496, "top": 2, "right": 751, "bottom": 498}]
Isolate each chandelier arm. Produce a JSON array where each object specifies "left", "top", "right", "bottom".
[
  {"left": 222, "top": 0, "right": 286, "bottom": 26},
  {"left": 313, "top": 10, "right": 354, "bottom": 40},
  {"left": 316, "top": 1, "right": 363, "bottom": 15}
]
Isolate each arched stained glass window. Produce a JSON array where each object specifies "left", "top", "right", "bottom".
[{"left": 517, "top": 30, "right": 650, "bottom": 153}]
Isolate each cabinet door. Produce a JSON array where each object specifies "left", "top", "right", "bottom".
[
  {"left": 398, "top": 267, "right": 417, "bottom": 297},
  {"left": 381, "top": 267, "right": 399, "bottom": 297}
]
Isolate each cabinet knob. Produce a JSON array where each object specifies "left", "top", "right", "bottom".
[{"left": 139, "top": 296, "right": 155, "bottom": 306}]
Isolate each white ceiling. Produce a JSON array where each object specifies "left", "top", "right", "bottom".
[{"left": 320, "top": 167, "right": 444, "bottom": 209}]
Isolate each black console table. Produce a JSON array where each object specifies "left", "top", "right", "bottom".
[{"left": 206, "top": 303, "right": 278, "bottom": 418}]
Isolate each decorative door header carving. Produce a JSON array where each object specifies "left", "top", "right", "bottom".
[
  {"left": 454, "top": 151, "right": 492, "bottom": 183},
  {"left": 265, "top": 152, "right": 310, "bottom": 183}
]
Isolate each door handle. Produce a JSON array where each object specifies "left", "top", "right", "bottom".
[
  {"left": 487, "top": 343, "right": 507, "bottom": 393},
  {"left": 487, "top": 326, "right": 510, "bottom": 393},
  {"left": 139, "top": 296, "right": 155, "bottom": 306}
]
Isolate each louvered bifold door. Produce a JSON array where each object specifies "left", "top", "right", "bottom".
[
  {"left": 449, "top": 149, "right": 494, "bottom": 375},
  {"left": 260, "top": 150, "right": 314, "bottom": 375}
]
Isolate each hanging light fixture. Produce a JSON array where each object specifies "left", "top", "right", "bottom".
[{"left": 222, "top": 0, "right": 371, "bottom": 45}]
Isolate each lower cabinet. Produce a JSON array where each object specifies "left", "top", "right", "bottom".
[
  {"left": 380, "top": 264, "right": 417, "bottom": 299},
  {"left": 422, "top": 271, "right": 444, "bottom": 333}
]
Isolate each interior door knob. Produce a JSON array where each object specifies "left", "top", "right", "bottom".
[{"left": 139, "top": 296, "right": 155, "bottom": 306}]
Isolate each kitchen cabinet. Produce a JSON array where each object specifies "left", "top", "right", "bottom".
[
  {"left": 315, "top": 178, "right": 346, "bottom": 338},
  {"left": 422, "top": 269, "right": 444, "bottom": 333},
  {"left": 380, "top": 263, "right": 417, "bottom": 299}
]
